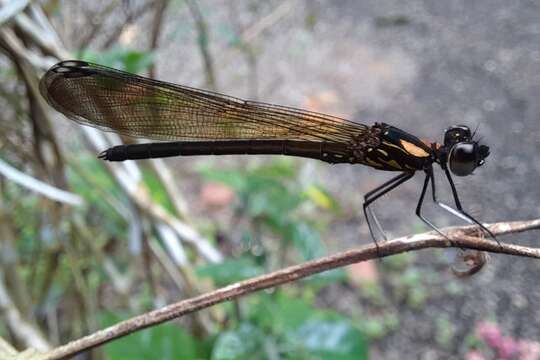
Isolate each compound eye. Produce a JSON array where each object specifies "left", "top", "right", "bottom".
[
  {"left": 444, "top": 125, "right": 472, "bottom": 147},
  {"left": 449, "top": 142, "right": 477, "bottom": 176}
]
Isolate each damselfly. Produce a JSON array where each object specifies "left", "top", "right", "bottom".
[{"left": 40, "top": 60, "right": 495, "bottom": 246}]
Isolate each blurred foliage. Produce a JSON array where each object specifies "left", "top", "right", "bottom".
[
  {"left": 196, "top": 256, "right": 264, "bottom": 286},
  {"left": 360, "top": 314, "right": 400, "bottom": 340},
  {"left": 435, "top": 315, "right": 456, "bottom": 349},
  {"left": 142, "top": 169, "right": 178, "bottom": 216},
  {"left": 0, "top": 34, "right": 447, "bottom": 357},
  {"left": 94, "top": 158, "right": 367, "bottom": 359},
  {"left": 103, "top": 293, "right": 367, "bottom": 360},
  {"left": 4, "top": 130, "right": 451, "bottom": 359},
  {"left": 199, "top": 159, "right": 335, "bottom": 261},
  {"left": 0, "top": 5, "right": 476, "bottom": 358},
  {"left": 103, "top": 313, "right": 210, "bottom": 359},
  {"left": 78, "top": 47, "right": 155, "bottom": 73},
  {"left": 2, "top": 1, "right": 527, "bottom": 358}
]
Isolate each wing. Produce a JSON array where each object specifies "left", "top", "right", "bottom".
[{"left": 39, "top": 60, "right": 368, "bottom": 143}]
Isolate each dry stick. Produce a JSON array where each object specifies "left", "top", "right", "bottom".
[
  {"left": 0, "top": 158, "right": 84, "bottom": 206},
  {"left": 101, "top": 1, "right": 155, "bottom": 49},
  {"left": 218, "top": 0, "right": 296, "bottom": 72},
  {"left": 0, "top": 0, "right": 30, "bottom": 26},
  {"left": 184, "top": 0, "right": 217, "bottom": 91},
  {"left": 148, "top": 0, "right": 169, "bottom": 79},
  {"left": 76, "top": 2, "right": 120, "bottom": 50},
  {"left": 145, "top": 0, "right": 191, "bottom": 218},
  {"left": 148, "top": 158, "right": 190, "bottom": 218},
  {"left": 0, "top": 193, "right": 49, "bottom": 352},
  {"left": 0, "top": 276, "right": 51, "bottom": 352},
  {"left": 43, "top": 219, "right": 540, "bottom": 360},
  {"left": 7, "top": 0, "right": 222, "bottom": 262},
  {"left": 241, "top": 0, "right": 296, "bottom": 44},
  {"left": 79, "top": 127, "right": 223, "bottom": 263},
  {"left": 0, "top": 337, "right": 17, "bottom": 358}
]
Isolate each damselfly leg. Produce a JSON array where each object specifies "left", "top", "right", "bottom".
[
  {"left": 415, "top": 165, "right": 498, "bottom": 245},
  {"left": 363, "top": 172, "right": 415, "bottom": 251},
  {"left": 415, "top": 167, "right": 455, "bottom": 242},
  {"left": 439, "top": 167, "right": 499, "bottom": 245}
]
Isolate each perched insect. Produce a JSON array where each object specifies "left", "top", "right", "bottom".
[{"left": 40, "top": 60, "right": 495, "bottom": 246}]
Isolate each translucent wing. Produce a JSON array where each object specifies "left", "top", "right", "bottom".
[{"left": 40, "top": 61, "right": 367, "bottom": 143}]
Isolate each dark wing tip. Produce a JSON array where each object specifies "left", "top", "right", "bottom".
[
  {"left": 46, "top": 60, "right": 96, "bottom": 79},
  {"left": 39, "top": 60, "right": 99, "bottom": 118}
]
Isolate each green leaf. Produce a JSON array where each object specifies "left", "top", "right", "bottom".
[
  {"left": 102, "top": 314, "right": 202, "bottom": 360},
  {"left": 303, "top": 185, "right": 338, "bottom": 210},
  {"left": 360, "top": 317, "right": 387, "bottom": 339},
  {"left": 67, "top": 155, "right": 127, "bottom": 238},
  {"left": 199, "top": 168, "right": 248, "bottom": 192},
  {"left": 248, "top": 293, "right": 315, "bottom": 334},
  {"left": 211, "top": 323, "right": 265, "bottom": 360},
  {"left": 251, "top": 158, "right": 297, "bottom": 178},
  {"left": 78, "top": 47, "right": 154, "bottom": 74},
  {"left": 248, "top": 294, "right": 368, "bottom": 359},
  {"left": 286, "top": 221, "right": 325, "bottom": 260},
  {"left": 68, "top": 155, "right": 118, "bottom": 201},
  {"left": 142, "top": 169, "right": 176, "bottom": 215},
  {"left": 303, "top": 268, "right": 347, "bottom": 289},
  {"left": 196, "top": 257, "right": 264, "bottom": 286},
  {"left": 201, "top": 171, "right": 301, "bottom": 221},
  {"left": 287, "top": 318, "right": 368, "bottom": 360},
  {"left": 382, "top": 252, "right": 416, "bottom": 271}
]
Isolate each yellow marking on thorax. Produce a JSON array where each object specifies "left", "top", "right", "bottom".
[
  {"left": 379, "top": 158, "right": 402, "bottom": 170},
  {"left": 377, "top": 149, "right": 388, "bottom": 157},
  {"left": 400, "top": 140, "right": 430, "bottom": 157},
  {"left": 404, "top": 164, "right": 417, "bottom": 171},
  {"left": 365, "top": 158, "right": 383, "bottom": 168},
  {"left": 381, "top": 140, "right": 404, "bottom": 151}
]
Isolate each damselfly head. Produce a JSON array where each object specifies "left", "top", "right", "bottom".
[
  {"left": 444, "top": 125, "right": 490, "bottom": 176},
  {"left": 444, "top": 125, "right": 472, "bottom": 147}
]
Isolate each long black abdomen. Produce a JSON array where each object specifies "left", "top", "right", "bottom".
[{"left": 99, "top": 140, "right": 353, "bottom": 164}]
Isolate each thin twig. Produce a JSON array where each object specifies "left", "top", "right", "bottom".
[
  {"left": 0, "top": 0, "right": 30, "bottom": 26},
  {"left": 0, "top": 191, "right": 32, "bottom": 320},
  {"left": 184, "top": 0, "right": 217, "bottom": 90},
  {"left": 77, "top": 127, "right": 223, "bottom": 262},
  {"left": 0, "top": 337, "right": 17, "bottom": 358},
  {"left": 11, "top": 9, "right": 69, "bottom": 60},
  {"left": 147, "top": 158, "right": 189, "bottom": 218},
  {"left": 241, "top": 0, "right": 296, "bottom": 44},
  {"left": 101, "top": 1, "right": 155, "bottom": 49},
  {"left": 39, "top": 219, "right": 540, "bottom": 359},
  {"left": 0, "top": 275, "right": 51, "bottom": 352},
  {"left": 218, "top": 0, "right": 296, "bottom": 71},
  {"left": 0, "top": 158, "right": 84, "bottom": 206},
  {"left": 76, "top": 1, "right": 120, "bottom": 50},
  {"left": 148, "top": 0, "right": 169, "bottom": 79}
]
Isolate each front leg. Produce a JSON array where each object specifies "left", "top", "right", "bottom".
[
  {"left": 414, "top": 167, "right": 449, "bottom": 239},
  {"left": 437, "top": 167, "right": 498, "bottom": 244}
]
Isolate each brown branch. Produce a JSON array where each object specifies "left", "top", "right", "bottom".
[{"left": 38, "top": 219, "right": 540, "bottom": 359}]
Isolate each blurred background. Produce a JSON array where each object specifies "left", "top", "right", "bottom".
[{"left": 1, "top": 0, "right": 539, "bottom": 359}]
